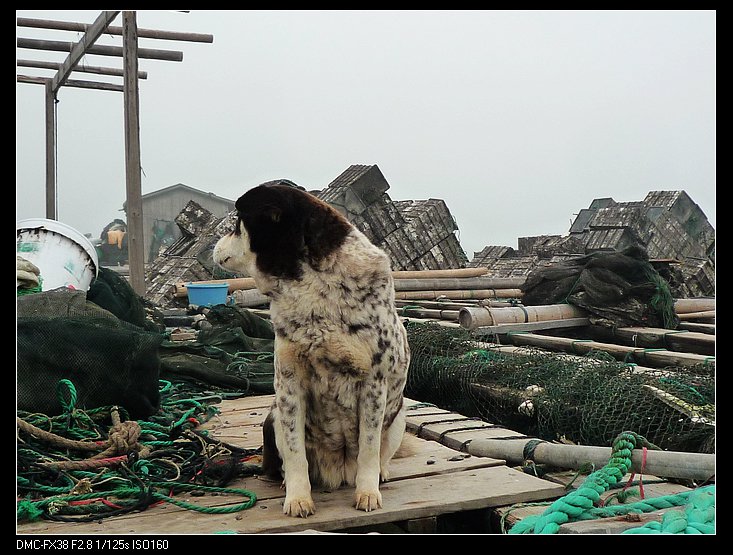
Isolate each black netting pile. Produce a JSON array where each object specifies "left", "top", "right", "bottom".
[
  {"left": 17, "top": 288, "right": 163, "bottom": 419},
  {"left": 521, "top": 245, "right": 679, "bottom": 329},
  {"left": 17, "top": 274, "right": 277, "bottom": 420},
  {"left": 404, "top": 322, "right": 715, "bottom": 454},
  {"left": 87, "top": 266, "right": 165, "bottom": 332}
]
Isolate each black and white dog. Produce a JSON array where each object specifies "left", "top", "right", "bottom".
[{"left": 213, "top": 182, "right": 410, "bottom": 517}]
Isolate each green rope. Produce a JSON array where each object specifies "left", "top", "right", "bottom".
[
  {"left": 17, "top": 476, "right": 257, "bottom": 521},
  {"left": 18, "top": 378, "right": 259, "bottom": 523},
  {"left": 622, "top": 486, "right": 715, "bottom": 534},
  {"left": 645, "top": 267, "right": 678, "bottom": 330},
  {"left": 509, "top": 431, "right": 661, "bottom": 534},
  {"left": 17, "top": 276, "right": 43, "bottom": 296},
  {"left": 562, "top": 274, "right": 583, "bottom": 305}
]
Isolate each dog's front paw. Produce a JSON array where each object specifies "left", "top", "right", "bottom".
[
  {"left": 283, "top": 495, "right": 316, "bottom": 518},
  {"left": 354, "top": 489, "right": 383, "bottom": 512}
]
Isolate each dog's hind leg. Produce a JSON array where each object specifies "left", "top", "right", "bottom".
[{"left": 379, "top": 405, "right": 406, "bottom": 482}]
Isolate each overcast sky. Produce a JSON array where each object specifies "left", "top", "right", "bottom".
[{"left": 16, "top": 10, "right": 716, "bottom": 259}]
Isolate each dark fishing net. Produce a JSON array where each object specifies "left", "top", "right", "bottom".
[
  {"left": 17, "top": 288, "right": 162, "bottom": 420},
  {"left": 87, "top": 266, "right": 165, "bottom": 332},
  {"left": 521, "top": 245, "right": 679, "bottom": 329},
  {"left": 158, "top": 305, "right": 275, "bottom": 396},
  {"left": 404, "top": 322, "right": 715, "bottom": 453}
]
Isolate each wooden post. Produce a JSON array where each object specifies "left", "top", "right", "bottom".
[
  {"left": 122, "top": 12, "right": 145, "bottom": 295},
  {"left": 44, "top": 80, "right": 56, "bottom": 220}
]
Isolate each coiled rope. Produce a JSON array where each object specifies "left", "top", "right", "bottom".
[{"left": 17, "top": 379, "right": 258, "bottom": 522}]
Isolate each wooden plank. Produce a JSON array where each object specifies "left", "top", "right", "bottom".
[
  {"left": 429, "top": 428, "right": 527, "bottom": 453},
  {"left": 18, "top": 465, "right": 565, "bottom": 535},
  {"left": 416, "top": 422, "right": 522, "bottom": 453},
  {"left": 406, "top": 411, "right": 468, "bottom": 428}
]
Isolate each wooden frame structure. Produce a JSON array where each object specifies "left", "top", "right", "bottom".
[{"left": 16, "top": 11, "right": 213, "bottom": 294}]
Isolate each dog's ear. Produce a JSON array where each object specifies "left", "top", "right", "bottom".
[
  {"left": 301, "top": 195, "right": 353, "bottom": 267},
  {"left": 235, "top": 184, "right": 306, "bottom": 280},
  {"left": 261, "top": 204, "right": 281, "bottom": 223}
]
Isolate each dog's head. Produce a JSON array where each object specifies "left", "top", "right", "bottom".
[{"left": 213, "top": 182, "right": 353, "bottom": 281}]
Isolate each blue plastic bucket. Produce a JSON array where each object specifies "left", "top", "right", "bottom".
[{"left": 186, "top": 282, "right": 229, "bottom": 306}]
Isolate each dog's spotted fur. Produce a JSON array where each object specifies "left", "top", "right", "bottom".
[{"left": 213, "top": 182, "right": 410, "bottom": 517}]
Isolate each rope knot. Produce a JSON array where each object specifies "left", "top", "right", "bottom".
[{"left": 105, "top": 421, "right": 143, "bottom": 456}]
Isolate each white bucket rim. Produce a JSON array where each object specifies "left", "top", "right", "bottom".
[{"left": 17, "top": 218, "right": 99, "bottom": 277}]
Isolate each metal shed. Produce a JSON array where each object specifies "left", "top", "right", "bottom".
[{"left": 131, "top": 183, "right": 234, "bottom": 262}]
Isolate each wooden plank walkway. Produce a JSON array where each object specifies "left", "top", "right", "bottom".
[{"left": 17, "top": 395, "right": 566, "bottom": 535}]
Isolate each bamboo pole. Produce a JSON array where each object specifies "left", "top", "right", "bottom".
[
  {"left": 395, "top": 289, "right": 523, "bottom": 301},
  {"left": 231, "top": 288, "right": 269, "bottom": 308},
  {"left": 176, "top": 269, "right": 499, "bottom": 298},
  {"left": 677, "top": 310, "right": 715, "bottom": 321},
  {"left": 677, "top": 322, "right": 715, "bottom": 335},
  {"left": 394, "top": 276, "right": 525, "bottom": 291},
  {"left": 391, "top": 267, "right": 489, "bottom": 279},
  {"left": 396, "top": 307, "right": 460, "bottom": 321},
  {"left": 674, "top": 298, "right": 715, "bottom": 314},
  {"left": 459, "top": 304, "right": 586, "bottom": 330},
  {"left": 467, "top": 438, "right": 715, "bottom": 482},
  {"left": 472, "top": 318, "right": 592, "bottom": 335},
  {"left": 499, "top": 332, "right": 714, "bottom": 368},
  {"left": 586, "top": 326, "right": 715, "bottom": 356},
  {"left": 395, "top": 299, "right": 514, "bottom": 310}
]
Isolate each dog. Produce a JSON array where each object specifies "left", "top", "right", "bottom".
[{"left": 213, "top": 181, "right": 411, "bottom": 517}]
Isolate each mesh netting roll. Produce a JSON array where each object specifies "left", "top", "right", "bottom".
[{"left": 404, "top": 322, "right": 714, "bottom": 453}]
